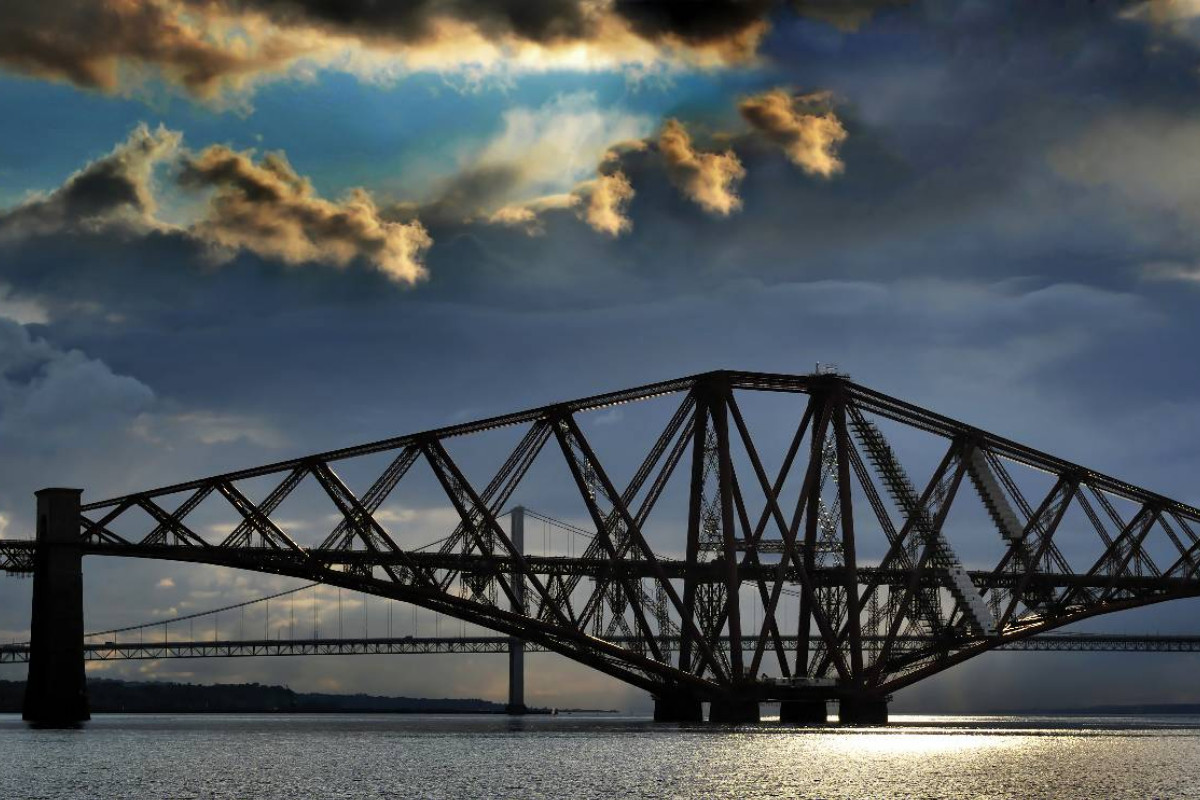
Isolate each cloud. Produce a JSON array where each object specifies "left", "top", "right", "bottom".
[
  {"left": 0, "top": 0, "right": 783, "bottom": 97},
  {"left": 386, "top": 93, "right": 648, "bottom": 238},
  {"left": 487, "top": 192, "right": 580, "bottom": 235},
  {"left": 657, "top": 118, "right": 745, "bottom": 215},
  {"left": 488, "top": 168, "right": 635, "bottom": 237},
  {"left": 0, "top": 123, "right": 180, "bottom": 239},
  {"left": 179, "top": 146, "right": 432, "bottom": 284},
  {"left": 0, "top": 125, "right": 434, "bottom": 285},
  {"left": 476, "top": 93, "right": 652, "bottom": 198},
  {"left": 420, "top": 92, "right": 652, "bottom": 225},
  {"left": 739, "top": 88, "right": 848, "bottom": 177},
  {"left": 0, "top": 0, "right": 316, "bottom": 98},
  {"left": 611, "top": 0, "right": 772, "bottom": 57},
  {"left": 0, "top": 316, "right": 155, "bottom": 452},
  {"left": 791, "top": 0, "right": 912, "bottom": 32},
  {"left": 1049, "top": 110, "right": 1200, "bottom": 260},
  {"left": 0, "top": 285, "right": 49, "bottom": 325},
  {"left": 1142, "top": 260, "right": 1200, "bottom": 283},
  {"left": 133, "top": 409, "right": 285, "bottom": 449},
  {"left": 578, "top": 170, "right": 635, "bottom": 236}
]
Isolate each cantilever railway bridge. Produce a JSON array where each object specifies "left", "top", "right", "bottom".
[{"left": 7, "top": 369, "right": 1200, "bottom": 725}]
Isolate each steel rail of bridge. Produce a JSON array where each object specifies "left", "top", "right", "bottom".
[
  {"left": 4, "top": 634, "right": 1198, "bottom": 664},
  {"left": 10, "top": 369, "right": 1200, "bottom": 724}
]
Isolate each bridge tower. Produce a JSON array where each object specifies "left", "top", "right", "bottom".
[{"left": 23, "top": 488, "right": 89, "bottom": 725}]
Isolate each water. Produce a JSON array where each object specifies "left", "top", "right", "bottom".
[{"left": 3, "top": 713, "right": 1200, "bottom": 799}]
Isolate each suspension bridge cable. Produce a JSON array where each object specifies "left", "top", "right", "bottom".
[
  {"left": 77, "top": 506, "right": 661, "bottom": 644},
  {"left": 84, "top": 582, "right": 321, "bottom": 638},
  {"left": 518, "top": 508, "right": 595, "bottom": 540}
]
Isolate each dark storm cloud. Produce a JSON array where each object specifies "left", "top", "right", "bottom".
[
  {"left": 232, "top": 0, "right": 917, "bottom": 51},
  {"left": 790, "top": 0, "right": 913, "bottom": 31},
  {"left": 612, "top": 0, "right": 773, "bottom": 48},
  {"left": 225, "top": 0, "right": 597, "bottom": 45},
  {"left": 0, "top": 0, "right": 947, "bottom": 97},
  {"left": 0, "top": 0, "right": 794, "bottom": 96},
  {"left": 0, "top": 0, "right": 311, "bottom": 97}
]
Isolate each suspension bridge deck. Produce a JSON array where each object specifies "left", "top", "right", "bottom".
[{"left": 2, "top": 633, "right": 1196, "bottom": 664}]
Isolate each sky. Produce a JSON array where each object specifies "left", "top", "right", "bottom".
[{"left": 7, "top": 0, "right": 1200, "bottom": 713}]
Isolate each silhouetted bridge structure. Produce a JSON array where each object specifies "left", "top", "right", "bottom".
[
  {"left": 7, "top": 369, "right": 1200, "bottom": 725},
  {"left": 7, "top": 633, "right": 1199, "bottom": 663}
]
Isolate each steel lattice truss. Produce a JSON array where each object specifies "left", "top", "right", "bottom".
[
  {"left": 15, "top": 371, "right": 1200, "bottom": 703},
  {"left": 0, "top": 542, "right": 34, "bottom": 574}
]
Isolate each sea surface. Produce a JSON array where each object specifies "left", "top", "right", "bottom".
[{"left": 2, "top": 712, "right": 1199, "bottom": 799}]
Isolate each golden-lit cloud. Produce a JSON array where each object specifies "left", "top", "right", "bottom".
[
  {"left": 179, "top": 146, "right": 432, "bottom": 284},
  {"left": 487, "top": 167, "right": 635, "bottom": 237},
  {"left": 0, "top": 124, "right": 433, "bottom": 285},
  {"left": 488, "top": 193, "right": 580, "bottom": 235},
  {"left": 739, "top": 88, "right": 848, "bottom": 177},
  {"left": 0, "top": 0, "right": 778, "bottom": 97},
  {"left": 658, "top": 118, "right": 745, "bottom": 216},
  {"left": 579, "top": 170, "right": 635, "bottom": 236}
]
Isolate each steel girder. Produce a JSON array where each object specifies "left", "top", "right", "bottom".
[{"left": 7, "top": 370, "right": 1200, "bottom": 702}]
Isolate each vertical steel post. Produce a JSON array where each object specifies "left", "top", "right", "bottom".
[
  {"left": 656, "top": 390, "right": 708, "bottom": 723},
  {"left": 711, "top": 387, "right": 744, "bottom": 681},
  {"left": 678, "top": 393, "right": 709, "bottom": 674},
  {"left": 23, "top": 488, "right": 89, "bottom": 726},
  {"left": 796, "top": 392, "right": 828, "bottom": 677},
  {"left": 506, "top": 506, "right": 527, "bottom": 715},
  {"left": 834, "top": 394, "right": 864, "bottom": 684}
]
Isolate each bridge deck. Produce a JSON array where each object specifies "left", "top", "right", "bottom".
[{"left": 2, "top": 634, "right": 1195, "bottom": 664}]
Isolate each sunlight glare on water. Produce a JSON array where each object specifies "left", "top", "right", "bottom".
[{"left": 3, "top": 713, "right": 1200, "bottom": 799}]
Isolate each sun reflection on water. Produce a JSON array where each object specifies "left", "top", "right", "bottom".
[{"left": 820, "top": 730, "right": 1020, "bottom": 756}]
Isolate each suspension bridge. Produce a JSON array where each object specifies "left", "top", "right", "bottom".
[{"left": 6, "top": 369, "right": 1200, "bottom": 726}]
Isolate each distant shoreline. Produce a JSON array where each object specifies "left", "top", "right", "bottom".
[
  {"left": 982, "top": 704, "right": 1200, "bottom": 716},
  {"left": 0, "top": 678, "right": 616, "bottom": 715}
]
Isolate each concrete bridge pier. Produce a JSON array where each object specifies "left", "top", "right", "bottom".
[
  {"left": 653, "top": 692, "right": 704, "bottom": 722},
  {"left": 838, "top": 696, "right": 889, "bottom": 725},
  {"left": 506, "top": 507, "right": 527, "bottom": 715},
  {"left": 506, "top": 637, "right": 525, "bottom": 715},
  {"left": 23, "top": 488, "right": 89, "bottom": 726},
  {"left": 708, "top": 695, "right": 761, "bottom": 724},
  {"left": 779, "top": 699, "right": 828, "bottom": 724}
]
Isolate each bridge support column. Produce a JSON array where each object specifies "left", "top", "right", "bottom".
[
  {"left": 779, "top": 700, "right": 827, "bottom": 724},
  {"left": 653, "top": 692, "right": 703, "bottom": 722},
  {"left": 709, "top": 695, "right": 760, "bottom": 724},
  {"left": 23, "top": 488, "right": 89, "bottom": 726},
  {"left": 506, "top": 506, "right": 526, "bottom": 715},
  {"left": 838, "top": 696, "right": 888, "bottom": 726}
]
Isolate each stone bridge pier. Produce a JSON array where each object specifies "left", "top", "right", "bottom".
[{"left": 23, "top": 488, "right": 89, "bottom": 726}]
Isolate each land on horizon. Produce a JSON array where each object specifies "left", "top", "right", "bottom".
[{"left": 0, "top": 678, "right": 617, "bottom": 715}]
